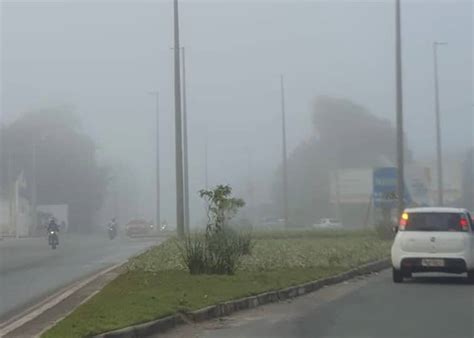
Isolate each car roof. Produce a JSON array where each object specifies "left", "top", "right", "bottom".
[{"left": 405, "top": 207, "right": 468, "bottom": 214}]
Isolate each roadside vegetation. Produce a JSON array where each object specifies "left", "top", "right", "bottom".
[
  {"left": 178, "top": 185, "right": 251, "bottom": 275},
  {"left": 43, "top": 185, "right": 390, "bottom": 338},
  {"left": 43, "top": 231, "right": 390, "bottom": 337}
]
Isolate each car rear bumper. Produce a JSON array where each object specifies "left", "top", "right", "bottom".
[
  {"left": 399, "top": 257, "right": 467, "bottom": 274},
  {"left": 392, "top": 251, "right": 474, "bottom": 271}
]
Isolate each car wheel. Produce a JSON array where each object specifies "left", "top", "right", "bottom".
[
  {"left": 392, "top": 268, "right": 403, "bottom": 283},
  {"left": 467, "top": 271, "right": 474, "bottom": 284}
]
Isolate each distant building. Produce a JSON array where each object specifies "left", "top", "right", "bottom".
[{"left": 0, "top": 171, "right": 33, "bottom": 237}]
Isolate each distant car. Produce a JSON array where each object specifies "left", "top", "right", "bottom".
[
  {"left": 313, "top": 218, "right": 342, "bottom": 229},
  {"left": 391, "top": 207, "right": 474, "bottom": 283},
  {"left": 125, "top": 219, "right": 155, "bottom": 237}
]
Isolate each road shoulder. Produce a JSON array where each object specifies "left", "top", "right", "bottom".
[
  {"left": 157, "top": 270, "right": 384, "bottom": 338},
  {"left": 1, "top": 264, "right": 125, "bottom": 338}
]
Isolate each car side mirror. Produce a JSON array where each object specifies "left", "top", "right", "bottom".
[{"left": 392, "top": 226, "right": 399, "bottom": 234}]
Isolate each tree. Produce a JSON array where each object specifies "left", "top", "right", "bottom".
[
  {"left": 0, "top": 107, "right": 108, "bottom": 231},
  {"left": 200, "top": 184, "right": 245, "bottom": 233},
  {"left": 274, "top": 96, "right": 412, "bottom": 226},
  {"left": 179, "top": 185, "right": 248, "bottom": 275}
]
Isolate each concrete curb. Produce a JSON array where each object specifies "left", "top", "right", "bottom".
[{"left": 95, "top": 258, "right": 390, "bottom": 338}]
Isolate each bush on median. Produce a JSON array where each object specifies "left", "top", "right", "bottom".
[{"left": 178, "top": 184, "right": 253, "bottom": 275}]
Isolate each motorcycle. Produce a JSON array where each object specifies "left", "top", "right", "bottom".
[
  {"left": 48, "top": 230, "right": 59, "bottom": 249},
  {"left": 108, "top": 225, "right": 117, "bottom": 240}
]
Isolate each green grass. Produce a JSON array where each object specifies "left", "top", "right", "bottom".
[{"left": 43, "top": 229, "right": 390, "bottom": 338}]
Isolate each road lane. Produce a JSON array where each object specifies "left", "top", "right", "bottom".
[
  {"left": 160, "top": 270, "right": 474, "bottom": 338},
  {"left": 0, "top": 234, "right": 161, "bottom": 321}
]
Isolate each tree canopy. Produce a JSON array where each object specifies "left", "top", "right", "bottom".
[
  {"left": 0, "top": 108, "right": 108, "bottom": 231},
  {"left": 274, "top": 96, "right": 411, "bottom": 226}
]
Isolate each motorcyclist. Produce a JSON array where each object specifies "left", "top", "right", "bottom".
[
  {"left": 47, "top": 218, "right": 60, "bottom": 233},
  {"left": 107, "top": 218, "right": 118, "bottom": 238},
  {"left": 108, "top": 218, "right": 117, "bottom": 230},
  {"left": 47, "top": 218, "right": 60, "bottom": 245}
]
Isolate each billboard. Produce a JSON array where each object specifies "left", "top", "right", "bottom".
[
  {"left": 373, "top": 167, "right": 398, "bottom": 208},
  {"left": 330, "top": 169, "right": 372, "bottom": 204},
  {"left": 373, "top": 166, "right": 431, "bottom": 208}
]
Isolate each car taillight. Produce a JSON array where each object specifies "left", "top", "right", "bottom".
[
  {"left": 399, "top": 212, "right": 409, "bottom": 230},
  {"left": 460, "top": 217, "right": 469, "bottom": 231}
]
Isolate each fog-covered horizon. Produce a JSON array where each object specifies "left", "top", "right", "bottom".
[{"left": 1, "top": 0, "right": 472, "bottom": 224}]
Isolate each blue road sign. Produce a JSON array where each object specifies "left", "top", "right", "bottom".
[{"left": 373, "top": 167, "right": 411, "bottom": 208}]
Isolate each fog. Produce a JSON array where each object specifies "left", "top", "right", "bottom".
[{"left": 1, "top": 0, "right": 472, "bottom": 227}]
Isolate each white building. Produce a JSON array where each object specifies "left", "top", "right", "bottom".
[{"left": 0, "top": 172, "right": 32, "bottom": 237}]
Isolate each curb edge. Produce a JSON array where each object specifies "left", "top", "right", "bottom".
[{"left": 95, "top": 258, "right": 390, "bottom": 338}]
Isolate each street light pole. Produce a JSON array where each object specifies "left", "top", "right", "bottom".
[
  {"left": 433, "top": 41, "right": 447, "bottom": 206},
  {"left": 173, "top": 0, "right": 185, "bottom": 238},
  {"left": 31, "top": 139, "right": 38, "bottom": 232},
  {"left": 395, "top": 0, "right": 405, "bottom": 217},
  {"left": 181, "top": 47, "right": 190, "bottom": 233},
  {"left": 280, "top": 75, "right": 289, "bottom": 228},
  {"left": 204, "top": 135, "right": 209, "bottom": 190},
  {"left": 149, "top": 91, "right": 161, "bottom": 228}
]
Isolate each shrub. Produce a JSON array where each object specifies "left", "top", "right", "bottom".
[
  {"left": 206, "top": 228, "right": 241, "bottom": 274},
  {"left": 179, "top": 235, "right": 208, "bottom": 275},
  {"left": 237, "top": 231, "right": 254, "bottom": 255},
  {"left": 179, "top": 228, "right": 254, "bottom": 275},
  {"left": 178, "top": 185, "right": 253, "bottom": 275}
]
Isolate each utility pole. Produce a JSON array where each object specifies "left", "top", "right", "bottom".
[
  {"left": 150, "top": 91, "right": 161, "bottom": 227},
  {"left": 433, "top": 41, "right": 447, "bottom": 206},
  {"left": 246, "top": 147, "right": 256, "bottom": 225},
  {"left": 204, "top": 135, "right": 209, "bottom": 190},
  {"left": 280, "top": 75, "right": 289, "bottom": 228},
  {"left": 181, "top": 47, "right": 190, "bottom": 233},
  {"left": 7, "top": 147, "right": 14, "bottom": 236},
  {"left": 114, "top": 177, "right": 119, "bottom": 222},
  {"left": 395, "top": 0, "right": 405, "bottom": 217},
  {"left": 31, "top": 139, "right": 38, "bottom": 232},
  {"left": 173, "top": 0, "right": 185, "bottom": 238}
]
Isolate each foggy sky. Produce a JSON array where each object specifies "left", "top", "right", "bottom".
[{"left": 1, "top": 0, "right": 472, "bottom": 224}]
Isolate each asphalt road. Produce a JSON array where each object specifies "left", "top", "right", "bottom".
[
  {"left": 161, "top": 270, "right": 474, "bottom": 338},
  {"left": 0, "top": 233, "right": 161, "bottom": 321}
]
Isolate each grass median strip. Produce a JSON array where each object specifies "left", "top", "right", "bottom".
[{"left": 42, "top": 229, "right": 390, "bottom": 338}]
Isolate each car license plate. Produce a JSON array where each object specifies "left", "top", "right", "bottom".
[{"left": 421, "top": 259, "right": 444, "bottom": 267}]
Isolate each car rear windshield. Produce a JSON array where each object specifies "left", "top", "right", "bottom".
[{"left": 405, "top": 212, "right": 464, "bottom": 232}]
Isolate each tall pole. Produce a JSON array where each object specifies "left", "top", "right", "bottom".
[
  {"left": 113, "top": 177, "right": 119, "bottom": 222},
  {"left": 395, "top": 0, "right": 405, "bottom": 217},
  {"left": 181, "top": 47, "right": 190, "bottom": 233},
  {"left": 280, "top": 75, "right": 289, "bottom": 227},
  {"left": 433, "top": 41, "right": 446, "bottom": 206},
  {"left": 204, "top": 135, "right": 209, "bottom": 190},
  {"left": 7, "top": 147, "right": 14, "bottom": 235},
  {"left": 246, "top": 147, "right": 256, "bottom": 225},
  {"left": 151, "top": 92, "right": 161, "bottom": 227},
  {"left": 31, "top": 139, "right": 38, "bottom": 232},
  {"left": 173, "top": 0, "right": 185, "bottom": 238}
]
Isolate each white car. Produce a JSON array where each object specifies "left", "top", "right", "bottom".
[
  {"left": 391, "top": 207, "right": 474, "bottom": 283},
  {"left": 313, "top": 218, "right": 342, "bottom": 229}
]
